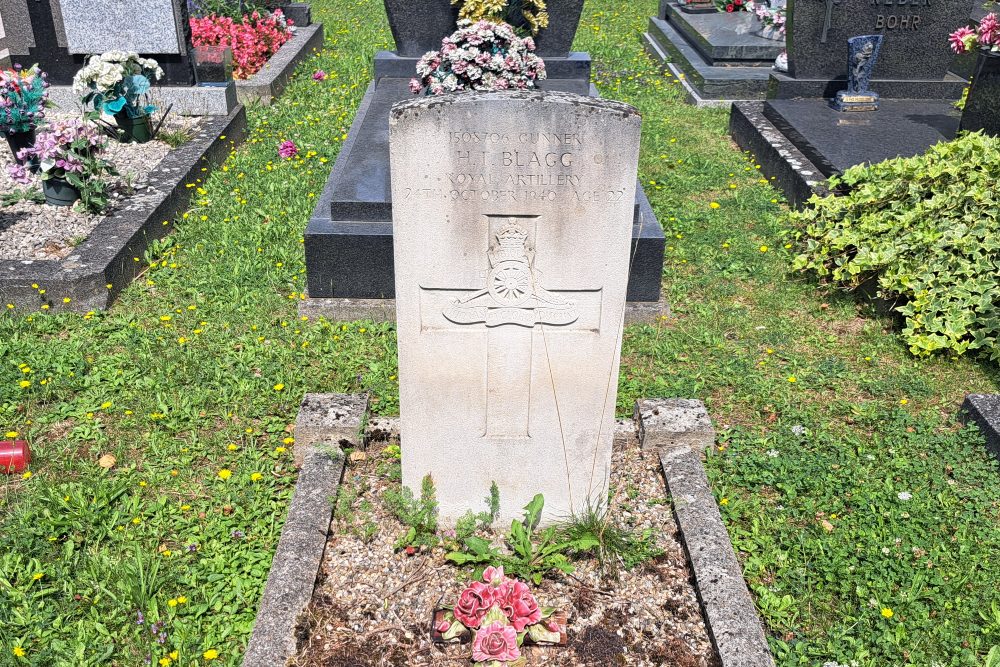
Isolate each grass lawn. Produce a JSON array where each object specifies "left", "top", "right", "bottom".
[{"left": 1, "top": 0, "right": 999, "bottom": 665}]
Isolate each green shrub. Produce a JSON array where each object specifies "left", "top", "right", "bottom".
[{"left": 787, "top": 131, "right": 1000, "bottom": 359}]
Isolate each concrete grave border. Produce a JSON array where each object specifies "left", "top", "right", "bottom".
[
  {"left": 241, "top": 393, "right": 369, "bottom": 667},
  {"left": 0, "top": 106, "right": 247, "bottom": 312},
  {"left": 241, "top": 395, "right": 772, "bottom": 665},
  {"left": 236, "top": 23, "right": 325, "bottom": 105},
  {"left": 636, "top": 398, "right": 776, "bottom": 667},
  {"left": 961, "top": 394, "right": 1000, "bottom": 461}
]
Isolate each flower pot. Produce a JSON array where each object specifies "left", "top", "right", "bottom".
[
  {"left": 5, "top": 128, "right": 35, "bottom": 162},
  {"left": 0, "top": 440, "right": 30, "bottom": 474},
  {"left": 42, "top": 178, "right": 81, "bottom": 207},
  {"left": 383, "top": 0, "right": 584, "bottom": 58},
  {"left": 114, "top": 111, "right": 154, "bottom": 144},
  {"left": 960, "top": 51, "right": 1000, "bottom": 137}
]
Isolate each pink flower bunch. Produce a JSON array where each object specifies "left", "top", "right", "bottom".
[
  {"left": 312, "top": 69, "right": 327, "bottom": 81},
  {"left": 190, "top": 10, "right": 292, "bottom": 79},
  {"left": 438, "top": 566, "right": 561, "bottom": 665},
  {"left": 749, "top": 2, "right": 786, "bottom": 35},
  {"left": 410, "top": 20, "right": 546, "bottom": 96},
  {"left": 8, "top": 118, "right": 105, "bottom": 185},
  {"left": 949, "top": 13, "right": 1000, "bottom": 54},
  {"left": 278, "top": 140, "right": 298, "bottom": 159}
]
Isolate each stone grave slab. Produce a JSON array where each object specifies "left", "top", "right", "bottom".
[
  {"left": 59, "top": 0, "right": 185, "bottom": 54},
  {"left": 962, "top": 395, "right": 1000, "bottom": 460},
  {"left": 390, "top": 91, "right": 640, "bottom": 523},
  {"left": 763, "top": 99, "right": 960, "bottom": 177},
  {"left": 642, "top": 2, "right": 785, "bottom": 102}
]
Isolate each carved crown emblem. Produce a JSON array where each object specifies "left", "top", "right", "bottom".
[{"left": 496, "top": 221, "right": 529, "bottom": 249}]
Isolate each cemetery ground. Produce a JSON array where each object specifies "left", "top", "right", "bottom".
[{"left": 0, "top": 0, "right": 998, "bottom": 665}]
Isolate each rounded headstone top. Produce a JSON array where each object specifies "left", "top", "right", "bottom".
[{"left": 390, "top": 90, "right": 641, "bottom": 123}]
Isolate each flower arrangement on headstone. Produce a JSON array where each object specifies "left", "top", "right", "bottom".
[
  {"left": 452, "top": 0, "right": 550, "bottom": 34},
  {"left": 409, "top": 20, "right": 547, "bottom": 95},
  {"left": 0, "top": 64, "right": 49, "bottom": 170},
  {"left": 7, "top": 119, "right": 117, "bottom": 211},
  {"left": 73, "top": 52, "right": 164, "bottom": 144},
  {"left": 433, "top": 566, "right": 566, "bottom": 666},
  {"left": 950, "top": 13, "right": 1000, "bottom": 135},
  {"left": 748, "top": 1, "right": 786, "bottom": 40},
  {"left": 832, "top": 35, "right": 883, "bottom": 112}
]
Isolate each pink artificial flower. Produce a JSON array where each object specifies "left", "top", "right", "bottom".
[
  {"left": 453, "top": 581, "right": 495, "bottom": 629},
  {"left": 278, "top": 140, "right": 298, "bottom": 159},
  {"left": 980, "top": 13, "right": 999, "bottom": 47},
  {"left": 312, "top": 69, "right": 327, "bottom": 81},
  {"left": 950, "top": 26, "right": 976, "bottom": 54},
  {"left": 436, "top": 620, "right": 451, "bottom": 633},
  {"left": 482, "top": 566, "right": 505, "bottom": 586},
  {"left": 408, "top": 78, "right": 422, "bottom": 94},
  {"left": 499, "top": 579, "right": 542, "bottom": 632},
  {"left": 7, "top": 162, "right": 31, "bottom": 185},
  {"left": 472, "top": 622, "right": 520, "bottom": 663}
]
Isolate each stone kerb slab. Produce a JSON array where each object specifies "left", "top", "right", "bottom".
[
  {"left": 961, "top": 394, "right": 1000, "bottom": 460},
  {"left": 636, "top": 399, "right": 775, "bottom": 667},
  {"left": 236, "top": 23, "right": 325, "bottom": 105},
  {"left": 390, "top": 91, "right": 641, "bottom": 525},
  {"left": 242, "top": 393, "right": 368, "bottom": 667}
]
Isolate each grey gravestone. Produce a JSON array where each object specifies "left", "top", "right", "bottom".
[
  {"left": 0, "top": 0, "right": 34, "bottom": 61},
  {"left": 788, "top": 0, "right": 971, "bottom": 80},
  {"left": 391, "top": 91, "right": 640, "bottom": 524},
  {"left": 60, "top": 0, "right": 185, "bottom": 54},
  {"left": 0, "top": 0, "right": 195, "bottom": 85}
]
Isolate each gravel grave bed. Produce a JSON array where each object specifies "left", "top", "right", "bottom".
[
  {"left": 0, "top": 113, "right": 203, "bottom": 261},
  {"left": 293, "top": 422, "right": 718, "bottom": 667}
]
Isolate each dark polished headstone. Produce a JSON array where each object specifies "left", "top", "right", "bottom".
[
  {"left": 960, "top": 53, "right": 1000, "bottom": 136},
  {"left": 763, "top": 99, "right": 960, "bottom": 176},
  {"left": 305, "top": 63, "right": 665, "bottom": 304},
  {"left": 383, "top": 0, "right": 583, "bottom": 58},
  {"left": 787, "top": 0, "right": 970, "bottom": 81}
]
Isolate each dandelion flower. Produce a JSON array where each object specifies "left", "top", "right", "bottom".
[
  {"left": 12, "top": 647, "right": 25, "bottom": 657},
  {"left": 273, "top": 383, "right": 285, "bottom": 392},
  {"left": 250, "top": 472, "right": 263, "bottom": 482},
  {"left": 203, "top": 649, "right": 219, "bottom": 660},
  {"left": 218, "top": 469, "right": 232, "bottom": 481},
  {"left": 709, "top": 202, "right": 720, "bottom": 209},
  {"left": 881, "top": 607, "right": 893, "bottom": 618}
]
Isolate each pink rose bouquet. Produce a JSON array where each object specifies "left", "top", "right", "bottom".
[
  {"left": 435, "top": 566, "right": 562, "bottom": 666},
  {"left": 410, "top": 20, "right": 546, "bottom": 96},
  {"left": 949, "top": 13, "right": 1000, "bottom": 54}
]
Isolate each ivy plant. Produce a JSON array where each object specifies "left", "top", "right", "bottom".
[{"left": 787, "top": 131, "right": 1000, "bottom": 359}]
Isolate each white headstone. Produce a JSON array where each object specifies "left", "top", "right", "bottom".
[{"left": 390, "top": 91, "right": 642, "bottom": 524}]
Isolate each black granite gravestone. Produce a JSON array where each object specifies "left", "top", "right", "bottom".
[
  {"left": 960, "top": 53, "right": 1000, "bottom": 136},
  {"left": 305, "top": 0, "right": 666, "bottom": 305},
  {"left": 777, "top": 0, "right": 972, "bottom": 98}
]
